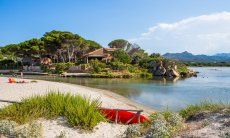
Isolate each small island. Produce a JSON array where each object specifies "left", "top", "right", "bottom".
[{"left": 0, "top": 30, "right": 196, "bottom": 79}]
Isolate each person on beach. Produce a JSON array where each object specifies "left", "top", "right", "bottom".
[{"left": 20, "top": 72, "right": 23, "bottom": 79}]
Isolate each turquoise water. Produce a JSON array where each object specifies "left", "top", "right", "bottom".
[{"left": 25, "top": 67, "right": 230, "bottom": 111}]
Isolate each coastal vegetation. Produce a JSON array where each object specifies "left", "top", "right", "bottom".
[
  {"left": 0, "top": 120, "right": 43, "bottom": 137},
  {"left": 0, "top": 89, "right": 228, "bottom": 138},
  {"left": 0, "top": 92, "right": 105, "bottom": 130},
  {"left": 179, "top": 101, "right": 230, "bottom": 119},
  {"left": 0, "top": 30, "right": 194, "bottom": 78},
  {"left": 125, "top": 110, "right": 184, "bottom": 137},
  {"left": 125, "top": 101, "right": 230, "bottom": 137}
]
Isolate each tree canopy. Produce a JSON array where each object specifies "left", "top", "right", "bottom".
[
  {"left": 1, "top": 30, "right": 102, "bottom": 63},
  {"left": 108, "top": 39, "right": 131, "bottom": 49},
  {"left": 112, "top": 49, "right": 132, "bottom": 64}
]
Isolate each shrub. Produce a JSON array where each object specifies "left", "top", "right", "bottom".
[
  {"left": 179, "top": 101, "right": 229, "bottom": 120},
  {"left": 125, "top": 125, "right": 141, "bottom": 138},
  {"left": 109, "top": 61, "right": 126, "bottom": 70},
  {"left": 122, "top": 72, "right": 134, "bottom": 78},
  {"left": 54, "top": 62, "right": 75, "bottom": 74},
  {"left": 127, "top": 64, "right": 140, "bottom": 73},
  {"left": 41, "top": 64, "right": 51, "bottom": 73},
  {"left": 16, "top": 122, "right": 43, "bottom": 138},
  {"left": 0, "top": 120, "right": 43, "bottom": 137},
  {"left": 162, "top": 111, "right": 183, "bottom": 127},
  {"left": 139, "top": 57, "right": 165, "bottom": 69},
  {"left": 138, "top": 58, "right": 152, "bottom": 69},
  {"left": 0, "top": 59, "right": 21, "bottom": 70},
  {"left": 90, "top": 59, "right": 106, "bottom": 73},
  {"left": 146, "top": 111, "right": 183, "bottom": 137},
  {"left": 176, "top": 62, "right": 189, "bottom": 73},
  {"left": 112, "top": 49, "right": 131, "bottom": 64},
  {"left": 147, "top": 113, "right": 170, "bottom": 137},
  {"left": 0, "top": 120, "right": 18, "bottom": 136},
  {"left": 0, "top": 92, "right": 105, "bottom": 130}
]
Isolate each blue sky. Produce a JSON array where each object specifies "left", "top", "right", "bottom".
[{"left": 1, "top": 0, "right": 230, "bottom": 54}]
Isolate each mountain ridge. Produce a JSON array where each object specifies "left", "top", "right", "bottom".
[{"left": 163, "top": 51, "right": 230, "bottom": 62}]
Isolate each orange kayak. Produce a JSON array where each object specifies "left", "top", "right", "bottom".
[
  {"left": 100, "top": 108, "right": 149, "bottom": 124},
  {"left": 8, "top": 78, "right": 16, "bottom": 83},
  {"left": 8, "top": 78, "right": 26, "bottom": 83}
]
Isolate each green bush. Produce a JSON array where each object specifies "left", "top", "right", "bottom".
[
  {"left": 41, "top": 64, "right": 51, "bottom": 73},
  {"left": 179, "top": 101, "right": 229, "bottom": 120},
  {"left": 0, "top": 59, "right": 22, "bottom": 70},
  {"left": 0, "top": 120, "right": 43, "bottom": 137},
  {"left": 109, "top": 61, "right": 126, "bottom": 70},
  {"left": 16, "top": 122, "right": 43, "bottom": 138},
  {"left": 112, "top": 49, "right": 131, "bottom": 64},
  {"left": 91, "top": 72, "right": 117, "bottom": 78},
  {"left": 0, "top": 120, "right": 18, "bottom": 136},
  {"left": 90, "top": 59, "right": 106, "bottom": 73},
  {"left": 122, "top": 72, "right": 134, "bottom": 78},
  {"left": 125, "top": 125, "right": 141, "bottom": 137},
  {"left": 138, "top": 58, "right": 152, "bottom": 69},
  {"left": 176, "top": 62, "right": 189, "bottom": 73},
  {"left": 146, "top": 111, "right": 183, "bottom": 137},
  {"left": 139, "top": 57, "right": 165, "bottom": 69},
  {"left": 54, "top": 62, "right": 75, "bottom": 74},
  {"left": 0, "top": 92, "right": 105, "bottom": 130},
  {"left": 147, "top": 113, "right": 170, "bottom": 137},
  {"left": 127, "top": 64, "right": 140, "bottom": 73}
]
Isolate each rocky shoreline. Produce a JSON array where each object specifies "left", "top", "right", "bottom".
[
  {"left": 178, "top": 108, "right": 230, "bottom": 138},
  {"left": 148, "top": 60, "right": 198, "bottom": 78}
]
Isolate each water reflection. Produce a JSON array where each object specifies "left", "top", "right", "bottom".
[
  {"left": 24, "top": 67, "right": 230, "bottom": 111},
  {"left": 25, "top": 76, "right": 181, "bottom": 98}
]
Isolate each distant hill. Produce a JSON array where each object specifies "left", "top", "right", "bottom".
[
  {"left": 163, "top": 51, "right": 230, "bottom": 62},
  {"left": 214, "top": 53, "right": 230, "bottom": 58}
]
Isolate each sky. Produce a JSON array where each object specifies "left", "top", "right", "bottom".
[{"left": 1, "top": 0, "right": 230, "bottom": 55}]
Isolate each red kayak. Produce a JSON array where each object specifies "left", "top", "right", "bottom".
[{"left": 100, "top": 108, "right": 149, "bottom": 124}]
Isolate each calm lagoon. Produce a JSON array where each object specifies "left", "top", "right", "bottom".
[{"left": 25, "top": 67, "right": 230, "bottom": 111}]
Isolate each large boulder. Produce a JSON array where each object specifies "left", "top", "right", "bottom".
[
  {"left": 166, "top": 69, "right": 180, "bottom": 77},
  {"left": 40, "top": 57, "right": 52, "bottom": 65},
  {"left": 154, "top": 65, "right": 166, "bottom": 76}
]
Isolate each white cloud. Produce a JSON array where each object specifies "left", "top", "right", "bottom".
[{"left": 130, "top": 12, "right": 230, "bottom": 55}]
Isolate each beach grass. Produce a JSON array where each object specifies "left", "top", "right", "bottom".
[
  {"left": 0, "top": 92, "right": 105, "bottom": 130},
  {"left": 179, "top": 101, "right": 230, "bottom": 119}
]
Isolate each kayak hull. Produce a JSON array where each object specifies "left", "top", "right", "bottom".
[{"left": 100, "top": 108, "right": 148, "bottom": 124}]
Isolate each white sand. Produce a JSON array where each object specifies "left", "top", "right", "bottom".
[{"left": 0, "top": 77, "right": 153, "bottom": 138}]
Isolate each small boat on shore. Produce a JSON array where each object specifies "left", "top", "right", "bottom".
[
  {"left": 100, "top": 108, "right": 149, "bottom": 124},
  {"left": 8, "top": 78, "right": 27, "bottom": 83}
]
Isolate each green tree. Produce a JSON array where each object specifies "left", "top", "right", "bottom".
[
  {"left": 17, "top": 38, "right": 45, "bottom": 58},
  {"left": 0, "top": 44, "right": 20, "bottom": 60},
  {"left": 41, "top": 30, "right": 101, "bottom": 63},
  {"left": 108, "top": 39, "right": 131, "bottom": 49},
  {"left": 112, "top": 49, "right": 131, "bottom": 64},
  {"left": 41, "top": 30, "right": 65, "bottom": 54},
  {"left": 90, "top": 59, "right": 106, "bottom": 73},
  {"left": 150, "top": 53, "right": 161, "bottom": 58},
  {"left": 0, "top": 52, "right": 3, "bottom": 60},
  {"left": 86, "top": 40, "right": 102, "bottom": 52}
]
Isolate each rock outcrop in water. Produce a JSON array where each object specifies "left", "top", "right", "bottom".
[{"left": 149, "top": 60, "right": 196, "bottom": 78}]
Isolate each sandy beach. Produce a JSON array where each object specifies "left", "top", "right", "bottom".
[{"left": 0, "top": 77, "right": 154, "bottom": 138}]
